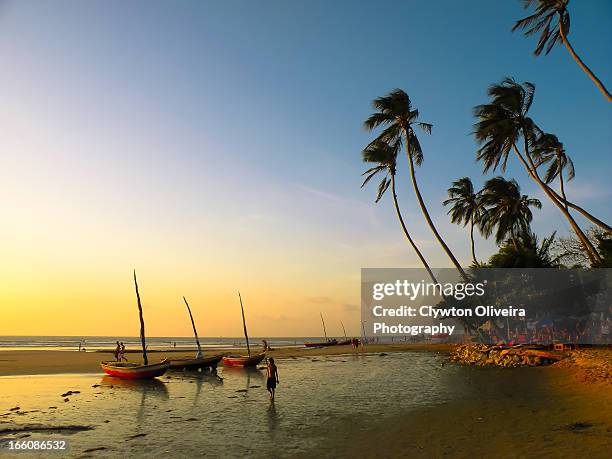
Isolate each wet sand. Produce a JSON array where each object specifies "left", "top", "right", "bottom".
[
  {"left": 314, "top": 366, "right": 612, "bottom": 458},
  {"left": 0, "top": 343, "right": 453, "bottom": 376}
]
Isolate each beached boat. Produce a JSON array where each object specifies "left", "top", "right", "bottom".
[
  {"left": 169, "top": 354, "right": 223, "bottom": 371},
  {"left": 168, "top": 297, "right": 223, "bottom": 371},
  {"left": 101, "top": 360, "right": 170, "bottom": 379},
  {"left": 101, "top": 271, "right": 168, "bottom": 380},
  {"left": 304, "top": 313, "right": 339, "bottom": 347},
  {"left": 221, "top": 291, "right": 265, "bottom": 368},
  {"left": 304, "top": 339, "right": 338, "bottom": 348},
  {"left": 222, "top": 352, "right": 266, "bottom": 367}
]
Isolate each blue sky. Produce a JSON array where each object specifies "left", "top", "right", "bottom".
[{"left": 1, "top": 1, "right": 610, "bottom": 336}]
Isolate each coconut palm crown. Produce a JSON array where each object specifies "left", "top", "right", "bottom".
[
  {"left": 443, "top": 177, "right": 483, "bottom": 265},
  {"left": 479, "top": 177, "right": 542, "bottom": 246}
]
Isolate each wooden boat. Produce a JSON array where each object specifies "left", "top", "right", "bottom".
[
  {"left": 101, "top": 271, "right": 168, "bottom": 380},
  {"left": 101, "top": 360, "right": 170, "bottom": 379},
  {"left": 222, "top": 291, "right": 265, "bottom": 368},
  {"left": 304, "top": 339, "right": 338, "bottom": 348},
  {"left": 169, "top": 354, "right": 223, "bottom": 371},
  {"left": 222, "top": 352, "right": 266, "bottom": 367},
  {"left": 168, "top": 297, "right": 222, "bottom": 371},
  {"left": 305, "top": 313, "right": 339, "bottom": 347}
]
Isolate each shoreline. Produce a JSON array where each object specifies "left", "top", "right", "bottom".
[{"left": 0, "top": 343, "right": 453, "bottom": 377}]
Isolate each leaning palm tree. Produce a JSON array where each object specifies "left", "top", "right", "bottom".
[
  {"left": 479, "top": 177, "right": 542, "bottom": 249},
  {"left": 512, "top": 0, "right": 611, "bottom": 101},
  {"left": 443, "top": 177, "right": 483, "bottom": 265},
  {"left": 531, "top": 132, "right": 574, "bottom": 210},
  {"left": 364, "top": 89, "right": 468, "bottom": 281},
  {"left": 473, "top": 78, "right": 605, "bottom": 264},
  {"left": 361, "top": 140, "right": 437, "bottom": 283}
]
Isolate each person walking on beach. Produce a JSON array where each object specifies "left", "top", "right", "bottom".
[
  {"left": 114, "top": 341, "right": 121, "bottom": 361},
  {"left": 266, "top": 358, "right": 279, "bottom": 401},
  {"left": 119, "top": 342, "right": 128, "bottom": 361}
]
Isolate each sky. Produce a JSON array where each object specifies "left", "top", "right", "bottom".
[{"left": 0, "top": 0, "right": 610, "bottom": 337}]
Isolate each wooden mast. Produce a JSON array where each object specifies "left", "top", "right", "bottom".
[
  {"left": 133, "top": 270, "right": 148, "bottom": 365},
  {"left": 340, "top": 320, "right": 347, "bottom": 339},
  {"left": 238, "top": 292, "right": 251, "bottom": 357},
  {"left": 320, "top": 312, "right": 328, "bottom": 341},
  {"left": 183, "top": 296, "right": 203, "bottom": 359}
]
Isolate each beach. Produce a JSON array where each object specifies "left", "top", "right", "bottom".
[
  {"left": 1, "top": 345, "right": 610, "bottom": 458},
  {"left": 0, "top": 343, "right": 453, "bottom": 376}
]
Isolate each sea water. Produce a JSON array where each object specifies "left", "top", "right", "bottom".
[{"left": 0, "top": 351, "right": 535, "bottom": 458}]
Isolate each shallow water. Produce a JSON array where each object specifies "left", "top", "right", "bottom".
[{"left": 0, "top": 352, "right": 528, "bottom": 457}]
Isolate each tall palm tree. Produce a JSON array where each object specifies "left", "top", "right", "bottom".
[
  {"left": 361, "top": 140, "right": 437, "bottom": 283},
  {"left": 479, "top": 177, "right": 542, "bottom": 248},
  {"left": 473, "top": 78, "right": 604, "bottom": 264},
  {"left": 512, "top": 0, "right": 611, "bottom": 101},
  {"left": 531, "top": 132, "right": 574, "bottom": 210},
  {"left": 443, "top": 177, "right": 482, "bottom": 266},
  {"left": 364, "top": 89, "right": 468, "bottom": 281}
]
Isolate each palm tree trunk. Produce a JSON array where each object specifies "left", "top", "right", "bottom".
[
  {"left": 470, "top": 216, "right": 478, "bottom": 266},
  {"left": 513, "top": 143, "right": 602, "bottom": 265},
  {"left": 404, "top": 134, "right": 469, "bottom": 281},
  {"left": 390, "top": 174, "right": 438, "bottom": 284},
  {"left": 559, "top": 20, "right": 612, "bottom": 102},
  {"left": 558, "top": 154, "right": 568, "bottom": 212},
  {"left": 543, "top": 182, "right": 612, "bottom": 233}
]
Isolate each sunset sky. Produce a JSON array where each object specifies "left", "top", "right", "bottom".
[{"left": 1, "top": 1, "right": 610, "bottom": 337}]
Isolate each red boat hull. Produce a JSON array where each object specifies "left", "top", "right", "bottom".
[
  {"left": 100, "top": 360, "right": 170, "bottom": 379},
  {"left": 222, "top": 353, "right": 266, "bottom": 367}
]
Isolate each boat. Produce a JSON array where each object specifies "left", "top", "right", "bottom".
[
  {"left": 304, "top": 313, "right": 339, "bottom": 347},
  {"left": 169, "top": 297, "right": 223, "bottom": 371},
  {"left": 304, "top": 339, "right": 338, "bottom": 347},
  {"left": 169, "top": 354, "right": 223, "bottom": 371},
  {"left": 100, "top": 271, "right": 169, "bottom": 380},
  {"left": 222, "top": 352, "right": 266, "bottom": 367},
  {"left": 337, "top": 339, "right": 352, "bottom": 346},
  {"left": 222, "top": 291, "right": 265, "bottom": 368},
  {"left": 100, "top": 360, "right": 170, "bottom": 379}
]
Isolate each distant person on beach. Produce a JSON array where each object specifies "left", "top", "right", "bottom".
[
  {"left": 114, "top": 341, "right": 120, "bottom": 361},
  {"left": 266, "top": 358, "right": 279, "bottom": 401}
]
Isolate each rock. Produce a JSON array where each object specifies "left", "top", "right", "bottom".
[{"left": 64, "top": 398, "right": 70, "bottom": 402}]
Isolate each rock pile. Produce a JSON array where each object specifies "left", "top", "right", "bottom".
[{"left": 450, "top": 344, "right": 562, "bottom": 367}]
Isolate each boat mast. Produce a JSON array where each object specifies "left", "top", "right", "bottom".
[
  {"left": 340, "top": 320, "right": 347, "bottom": 339},
  {"left": 133, "top": 270, "right": 148, "bottom": 365},
  {"left": 238, "top": 291, "right": 251, "bottom": 357},
  {"left": 320, "top": 312, "right": 328, "bottom": 341},
  {"left": 183, "top": 296, "right": 203, "bottom": 359}
]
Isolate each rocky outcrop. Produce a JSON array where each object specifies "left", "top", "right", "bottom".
[{"left": 450, "top": 344, "right": 563, "bottom": 367}]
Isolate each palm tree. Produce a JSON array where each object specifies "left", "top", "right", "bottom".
[
  {"left": 512, "top": 0, "right": 611, "bottom": 101},
  {"left": 473, "top": 78, "right": 605, "bottom": 264},
  {"left": 443, "top": 177, "right": 482, "bottom": 265},
  {"left": 361, "top": 140, "right": 438, "bottom": 283},
  {"left": 364, "top": 89, "right": 468, "bottom": 281},
  {"left": 488, "top": 230, "right": 558, "bottom": 268},
  {"left": 479, "top": 177, "right": 542, "bottom": 248},
  {"left": 531, "top": 132, "right": 574, "bottom": 210}
]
